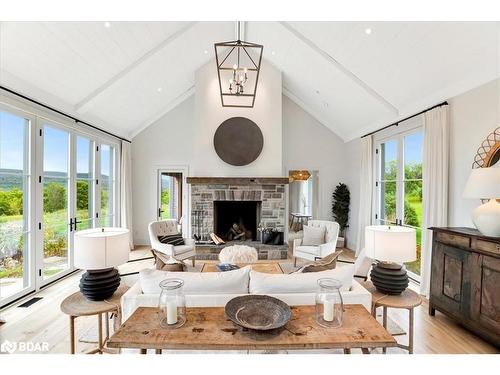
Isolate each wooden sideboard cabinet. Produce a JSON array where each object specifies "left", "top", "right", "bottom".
[{"left": 429, "top": 227, "right": 500, "bottom": 347}]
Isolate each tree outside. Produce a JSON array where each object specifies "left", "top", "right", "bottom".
[
  {"left": 381, "top": 160, "right": 422, "bottom": 275},
  {"left": 0, "top": 178, "right": 108, "bottom": 280}
]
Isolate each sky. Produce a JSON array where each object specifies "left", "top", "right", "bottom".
[
  {"left": 382, "top": 131, "right": 423, "bottom": 169},
  {"left": 1, "top": 110, "right": 112, "bottom": 176}
]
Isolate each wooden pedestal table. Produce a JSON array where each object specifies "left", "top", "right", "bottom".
[
  {"left": 363, "top": 281, "right": 422, "bottom": 354},
  {"left": 107, "top": 304, "right": 397, "bottom": 354},
  {"left": 60, "top": 285, "right": 129, "bottom": 354}
]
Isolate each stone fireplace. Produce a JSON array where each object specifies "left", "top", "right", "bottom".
[{"left": 188, "top": 177, "right": 288, "bottom": 243}]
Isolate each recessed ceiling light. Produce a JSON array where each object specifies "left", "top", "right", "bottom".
[
  {"left": 157, "top": 87, "right": 163, "bottom": 93},
  {"left": 104, "top": 21, "right": 111, "bottom": 28},
  {"left": 204, "top": 50, "right": 208, "bottom": 54},
  {"left": 365, "top": 28, "right": 372, "bottom": 35},
  {"left": 271, "top": 51, "right": 276, "bottom": 55},
  {"left": 315, "top": 90, "right": 320, "bottom": 95},
  {"left": 323, "top": 101, "right": 329, "bottom": 108}
]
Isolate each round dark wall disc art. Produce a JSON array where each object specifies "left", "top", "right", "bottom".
[{"left": 213, "top": 117, "right": 264, "bottom": 166}]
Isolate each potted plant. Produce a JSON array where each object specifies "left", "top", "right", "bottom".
[{"left": 332, "top": 183, "right": 350, "bottom": 248}]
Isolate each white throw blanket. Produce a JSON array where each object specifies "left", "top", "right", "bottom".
[{"left": 219, "top": 245, "right": 258, "bottom": 263}]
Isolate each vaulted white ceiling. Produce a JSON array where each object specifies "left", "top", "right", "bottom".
[{"left": 1, "top": 21, "right": 498, "bottom": 141}]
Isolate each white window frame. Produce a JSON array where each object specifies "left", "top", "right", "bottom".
[
  {"left": 154, "top": 165, "right": 190, "bottom": 236},
  {"left": 0, "top": 94, "right": 122, "bottom": 307},
  {"left": 0, "top": 103, "right": 37, "bottom": 307},
  {"left": 373, "top": 116, "right": 423, "bottom": 281}
]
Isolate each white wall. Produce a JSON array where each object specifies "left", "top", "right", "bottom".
[
  {"left": 343, "top": 78, "right": 500, "bottom": 251},
  {"left": 448, "top": 78, "right": 500, "bottom": 226},
  {"left": 342, "top": 138, "right": 362, "bottom": 249},
  {"left": 132, "top": 96, "right": 196, "bottom": 244},
  {"left": 192, "top": 60, "right": 282, "bottom": 176},
  {"left": 132, "top": 60, "right": 284, "bottom": 244},
  {"left": 282, "top": 96, "right": 348, "bottom": 225}
]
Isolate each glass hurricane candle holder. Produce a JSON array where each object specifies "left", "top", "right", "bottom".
[
  {"left": 315, "top": 278, "right": 343, "bottom": 328},
  {"left": 158, "top": 278, "right": 186, "bottom": 329}
]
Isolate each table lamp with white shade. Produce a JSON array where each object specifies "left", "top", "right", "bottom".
[
  {"left": 365, "top": 225, "right": 416, "bottom": 295},
  {"left": 74, "top": 228, "right": 130, "bottom": 301},
  {"left": 462, "top": 167, "right": 500, "bottom": 237}
]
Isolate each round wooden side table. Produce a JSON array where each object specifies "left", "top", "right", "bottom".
[
  {"left": 60, "top": 285, "right": 129, "bottom": 354},
  {"left": 362, "top": 281, "right": 422, "bottom": 354}
]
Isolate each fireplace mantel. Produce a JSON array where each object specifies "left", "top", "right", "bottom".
[{"left": 186, "top": 177, "right": 289, "bottom": 185}]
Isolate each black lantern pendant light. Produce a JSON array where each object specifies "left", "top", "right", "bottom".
[{"left": 214, "top": 22, "right": 263, "bottom": 108}]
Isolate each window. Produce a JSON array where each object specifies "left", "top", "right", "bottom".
[
  {"left": 0, "top": 98, "right": 121, "bottom": 307},
  {"left": 375, "top": 124, "right": 423, "bottom": 279},
  {"left": 159, "top": 172, "right": 182, "bottom": 220},
  {"left": 76, "top": 136, "right": 95, "bottom": 230},
  {"left": 0, "top": 109, "right": 32, "bottom": 302},
  {"left": 42, "top": 124, "right": 70, "bottom": 278},
  {"left": 100, "top": 144, "right": 116, "bottom": 227}
]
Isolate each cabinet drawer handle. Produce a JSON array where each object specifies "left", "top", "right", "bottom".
[{"left": 496, "top": 244, "right": 500, "bottom": 249}]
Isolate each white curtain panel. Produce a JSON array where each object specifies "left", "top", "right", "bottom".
[
  {"left": 355, "top": 135, "right": 373, "bottom": 256},
  {"left": 421, "top": 106, "right": 449, "bottom": 296},
  {"left": 120, "top": 140, "right": 134, "bottom": 249}
]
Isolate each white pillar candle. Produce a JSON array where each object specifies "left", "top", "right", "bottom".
[
  {"left": 323, "top": 299, "right": 334, "bottom": 322},
  {"left": 166, "top": 300, "right": 178, "bottom": 325}
]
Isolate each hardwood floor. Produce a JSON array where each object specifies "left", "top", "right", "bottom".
[{"left": 0, "top": 246, "right": 497, "bottom": 354}]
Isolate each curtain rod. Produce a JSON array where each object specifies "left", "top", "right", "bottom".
[
  {"left": 361, "top": 101, "right": 449, "bottom": 139},
  {"left": 0, "top": 85, "right": 131, "bottom": 143}
]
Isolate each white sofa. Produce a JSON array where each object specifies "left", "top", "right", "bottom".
[{"left": 121, "top": 264, "right": 372, "bottom": 321}]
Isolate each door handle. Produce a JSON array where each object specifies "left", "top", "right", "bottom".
[
  {"left": 68, "top": 218, "right": 74, "bottom": 232},
  {"left": 74, "top": 217, "right": 82, "bottom": 231},
  {"left": 158, "top": 208, "right": 164, "bottom": 218}
]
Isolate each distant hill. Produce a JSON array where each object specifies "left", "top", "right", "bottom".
[{"left": 0, "top": 169, "right": 110, "bottom": 191}]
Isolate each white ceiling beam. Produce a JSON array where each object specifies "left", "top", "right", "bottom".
[
  {"left": 129, "top": 85, "right": 195, "bottom": 139},
  {"left": 279, "top": 22, "right": 399, "bottom": 115},
  {"left": 75, "top": 22, "right": 197, "bottom": 112}
]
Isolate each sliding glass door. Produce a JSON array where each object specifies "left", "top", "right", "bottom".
[
  {"left": 0, "top": 108, "right": 35, "bottom": 305},
  {"left": 99, "top": 144, "right": 117, "bottom": 227},
  {"left": 38, "top": 124, "right": 119, "bottom": 285},
  {"left": 41, "top": 124, "right": 72, "bottom": 281},
  {"left": 0, "top": 100, "right": 120, "bottom": 307},
  {"left": 375, "top": 128, "right": 424, "bottom": 279},
  {"left": 76, "top": 136, "right": 95, "bottom": 231}
]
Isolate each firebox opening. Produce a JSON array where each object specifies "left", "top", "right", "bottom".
[{"left": 214, "top": 201, "right": 261, "bottom": 241}]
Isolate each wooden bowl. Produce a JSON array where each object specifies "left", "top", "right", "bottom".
[{"left": 225, "top": 295, "right": 292, "bottom": 331}]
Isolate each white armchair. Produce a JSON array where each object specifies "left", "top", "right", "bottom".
[
  {"left": 148, "top": 220, "right": 196, "bottom": 266},
  {"left": 293, "top": 220, "right": 340, "bottom": 267}
]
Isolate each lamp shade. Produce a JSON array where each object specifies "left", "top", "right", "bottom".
[
  {"left": 463, "top": 167, "right": 500, "bottom": 199},
  {"left": 365, "top": 225, "right": 416, "bottom": 263},
  {"left": 74, "top": 227, "right": 130, "bottom": 270}
]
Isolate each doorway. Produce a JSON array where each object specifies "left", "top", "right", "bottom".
[{"left": 156, "top": 167, "right": 188, "bottom": 236}]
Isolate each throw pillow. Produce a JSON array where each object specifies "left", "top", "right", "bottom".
[
  {"left": 158, "top": 234, "right": 185, "bottom": 246},
  {"left": 302, "top": 225, "right": 326, "bottom": 246},
  {"left": 249, "top": 264, "right": 355, "bottom": 294},
  {"left": 294, "top": 250, "right": 343, "bottom": 273}
]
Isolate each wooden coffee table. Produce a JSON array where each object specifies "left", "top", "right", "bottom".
[
  {"left": 107, "top": 305, "right": 396, "bottom": 354},
  {"left": 201, "top": 262, "right": 283, "bottom": 274}
]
